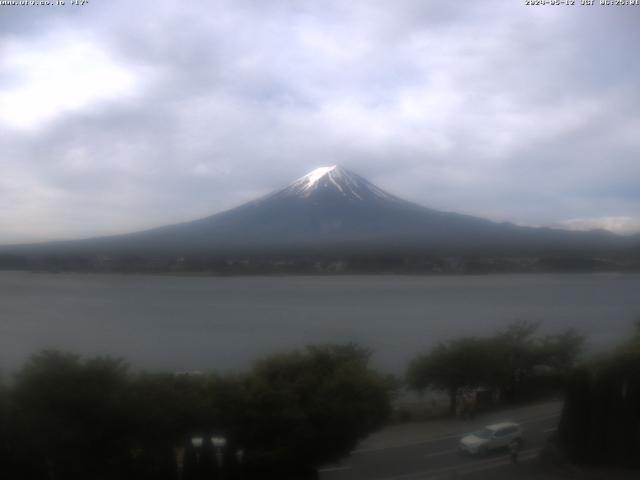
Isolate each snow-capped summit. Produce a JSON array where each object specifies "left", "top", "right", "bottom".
[
  {"left": 276, "top": 165, "right": 396, "bottom": 202},
  {"left": 296, "top": 165, "right": 341, "bottom": 192}
]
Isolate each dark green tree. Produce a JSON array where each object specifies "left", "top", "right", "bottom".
[
  {"left": 617, "top": 318, "right": 640, "bottom": 355},
  {"left": 486, "top": 321, "right": 543, "bottom": 401},
  {"left": 11, "top": 351, "right": 132, "bottom": 480},
  {"left": 559, "top": 353, "right": 640, "bottom": 467},
  {"left": 126, "top": 372, "right": 214, "bottom": 480},
  {"left": 239, "top": 344, "right": 391, "bottom": 479},
  {"left": 407, "top": 321, "right": 585, "bottom": 410},
  {"left": 558, "top": 321, "right": 640, "bottom": 468},
  {"left": 0, "top": 376, "right": 10, "bottom": 475},
  {"left": 407, "top": 337, "right": 493, "bottom": 416},
  {"left": 538, "top": 328, "right": 585, "bottom": 373},
  {"left": 3, "top": 345, "right": 392, "bottom": 480}
]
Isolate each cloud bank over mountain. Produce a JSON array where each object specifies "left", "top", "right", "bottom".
[{"left": 1, "top": 1, "right": 639, "bottom": 243}]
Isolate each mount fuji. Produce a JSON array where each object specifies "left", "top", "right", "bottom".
[{"left": 1, "top": 166, "right": 633, "bottom": 265}]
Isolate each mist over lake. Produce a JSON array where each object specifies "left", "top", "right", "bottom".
[{"left": 2, "top": 271, "right": 639, "bottom": 374}]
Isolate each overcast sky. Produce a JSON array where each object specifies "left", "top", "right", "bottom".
[{"left": 1, "top": 0, "right": 639, "bottom": 243}]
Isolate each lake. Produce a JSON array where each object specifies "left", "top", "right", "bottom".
[{"left": 1, "top": 271, "right": 639, "bottom": 374}]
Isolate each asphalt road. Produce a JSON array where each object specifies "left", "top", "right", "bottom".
[{"left": 319, "top": 403, "right": 562, "bottom": 480}]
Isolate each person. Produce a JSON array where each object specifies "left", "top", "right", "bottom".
[
  {"left": 460, "top": 391, "right": 475, "bottom": 420},
  {"left": 509, "top": 439, "right": 520, "bottom": 464},
  {"left": 466, "top": 391, "right": 476, "bottom": 419}
]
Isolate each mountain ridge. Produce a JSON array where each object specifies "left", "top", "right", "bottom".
[{"left": 0, "top": 166, "right": 636, "bottom": 264}]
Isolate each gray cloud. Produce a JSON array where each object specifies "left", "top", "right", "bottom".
[{"left": 1, "top": 0, "right": 639, "bottom": 243}]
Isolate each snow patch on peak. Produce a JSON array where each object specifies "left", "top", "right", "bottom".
[
  {"left": 269, "top": 164, "right": 399, "bottom": 203},
  {"left": 299, "top": 165, "right": 338, "bottom": 191}
]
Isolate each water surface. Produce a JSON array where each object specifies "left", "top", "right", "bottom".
[{"left": 1, "top": 271, "right": 639, "bottom": 374}]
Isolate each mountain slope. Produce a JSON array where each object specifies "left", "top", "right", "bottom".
[{"left": 2, "top": 165, "right": 630, "bottom": 259}]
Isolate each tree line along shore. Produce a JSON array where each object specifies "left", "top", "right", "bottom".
[{"left": 1, "top": 320, "right": 639, "bottom": 479}]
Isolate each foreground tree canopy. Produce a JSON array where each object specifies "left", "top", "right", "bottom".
[
  {"left": 406, "top": 321, "right": 584, "bottom": 415},
  {"left": 559, "top": 321, "right": 640, "bottom": 468},
  {"left": 0, "top": 344, "right": 391, "bottom": 480}
]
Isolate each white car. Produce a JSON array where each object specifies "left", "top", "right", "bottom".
[{"left": 459, "top": 422, "right": 523, "bottom": 456}]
